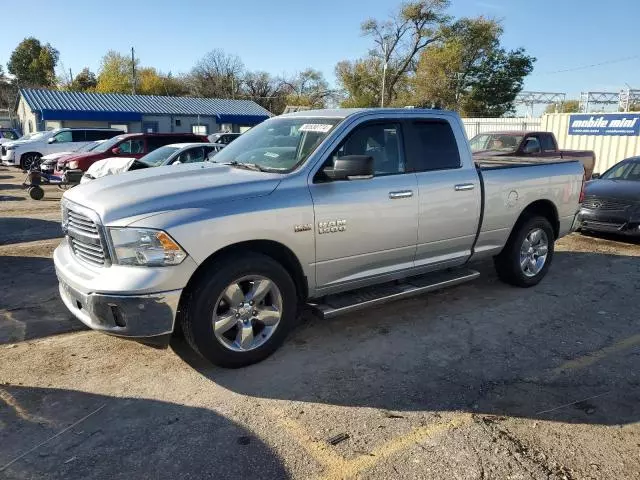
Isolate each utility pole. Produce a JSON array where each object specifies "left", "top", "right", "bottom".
[
  {"left": 69, "top": 68, "right": 73, "bottom": 85},
  {"left": 131, "top": 47, "right": 136, "bottom": 95},
  {"left": 381, "top": 41, "right": 388, "bottom": 108}
]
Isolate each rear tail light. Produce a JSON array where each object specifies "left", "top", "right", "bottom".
[{"left": 579, "top": 172, "right": 586, "bottom": 203}]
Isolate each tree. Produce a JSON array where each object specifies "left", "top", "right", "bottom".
[
  {"left": 544, "top": 100, "right": 580, "bottom": 114},
  {"left": 241, "top": 71, "right": 288, "bottom": 113},
  {"left": 281, "top": 68, "right": 334, "bottom": 108},
  {"left": 411, "top": 17, "right": 535, "bottom": 116},
  {"left": 187, "top": 49, "right": 244, "bottom": 98},
  {"left": 7, "top": 37, "right": 59, "bottom": 87},
  {"left": 359, "top": 0, "right": 451, "bottom": 105},
  {"left": 69, "top": 67, "right": 98, "bottom": 92},
  {"left": 0, "top": 65, "right": 18, "bottom": 111},
  {"left": 462, "top": 48, "right": 535, "bottom": 116},
  {"left": 335, "top": 58, "right": 384, "bottom": 108},
  {"left": 96, "top": 50, "right": 137, "bottom": 94}
]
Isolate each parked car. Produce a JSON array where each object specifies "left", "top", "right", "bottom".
[
  {"left": 208, "top": 132, "right": 241, "bottom": 146},
  {"left": 577, "top": 156, "right": 640, "bottom": 237},
  {"left": 55, "top": 133, "right": 209, "bottom": 174},
  {"left": 54, "top": 108, "right": 585, "bottom": 368},
  {"left": 81, "top": 143, "right": 221, "bottom": 182},
  {"left": 470, "top": 131, "right": 596, "bottom": 179},
  {"left": 1, "top": 128, "right": 124, "bottom": 169},
  {"left": 0, "top": 127, "right": 21, "bottom": 145},
  {"left": 40, "top": 140, "right": 107, "bottom": 173}
]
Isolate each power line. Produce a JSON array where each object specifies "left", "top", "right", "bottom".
[{"left": 537, "top": 55, "right": 640, "bottom": 75}]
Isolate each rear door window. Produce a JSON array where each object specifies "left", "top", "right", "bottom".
[
  {"left": 71, "top": 130, "right": 86, "bottom": 142},
  {"left": 404, "top": 120, "right": 461, "bottom": 171}
]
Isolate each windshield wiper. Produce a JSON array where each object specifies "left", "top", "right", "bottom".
[{"left": 224, "top": 161, "right": 284, "bottom": 173}]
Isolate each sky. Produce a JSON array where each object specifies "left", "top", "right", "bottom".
[{"left": 2, "top": 0, "right": 640, "bottom": 110}]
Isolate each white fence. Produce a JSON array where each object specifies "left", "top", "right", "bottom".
[{"left": 462, "top": 117, "right": 542, "bottom": 139}]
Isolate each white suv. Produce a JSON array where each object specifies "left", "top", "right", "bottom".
[{"left": 1, "top": 128, "right": 124, "bottom": 169}]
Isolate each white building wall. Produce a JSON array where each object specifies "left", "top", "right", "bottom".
[{"left": 542, "top": 113, "right": 640, "bottom": 173}]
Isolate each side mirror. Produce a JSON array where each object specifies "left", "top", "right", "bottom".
[
  {"left": 324, "top": 155, "right": 374, "bottom": 181},
  {"left": 522, "top": 142, "right": 540, "bottom": 154},
  {"left": 591, "top": 173, "right": 600, "bottom": 179},
  {"left": 111, "top": 147, "right": 121, "bottom": 155},
  {"left": 47, "top": 137, "right": 56, "bottom": 144}
]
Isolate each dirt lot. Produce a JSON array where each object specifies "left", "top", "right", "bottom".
[{"left": 1, "top": 166, "right": 639, "bottom": 480}]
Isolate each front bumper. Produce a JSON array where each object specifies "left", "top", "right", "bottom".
[
  {"left": 1, "top": 150, "right": 17, "bottom": 165},
  {"left": 54, "top": 237, "right": 198, "bottom": 340},
  {"left": 577, "top": 209, "right": 640, "bottom": 236}
]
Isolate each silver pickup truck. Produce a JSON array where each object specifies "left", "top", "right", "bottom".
[{"left": 54, "top": 108, "right": 585, "bottom": 367}]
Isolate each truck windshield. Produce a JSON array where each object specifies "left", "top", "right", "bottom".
[
  {"left": 212, "top": 117, "right": 342, "bottom": 172},
  {"left": 470, "top": 134, "right": 523, "bottom": 153}
]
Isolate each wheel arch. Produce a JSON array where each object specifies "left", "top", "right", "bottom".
[
  {"left": 181, "top": 240, "right": 309, "bottom": 307},
  {"left": 515, "top": 199, "right": 560, "bottom": 239}
]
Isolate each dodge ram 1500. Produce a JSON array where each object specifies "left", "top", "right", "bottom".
[{"left": 54, "top": 109, "right": 585, "bottom": 367}]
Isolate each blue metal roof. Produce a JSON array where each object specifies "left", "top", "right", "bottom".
[{"left": 20, "top": 88, "right": 272, "bottom": 124}]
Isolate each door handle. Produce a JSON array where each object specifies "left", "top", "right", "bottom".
[
  {"left": 389, "top": 190, "right": 413, "bottom": 199},
  {"left": 454, "top": 183, "right": 475, "bottom": 191}
]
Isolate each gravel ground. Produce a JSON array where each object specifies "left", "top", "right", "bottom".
[{"left": 1, "top": 166, "right": 639, "bottom": 480}]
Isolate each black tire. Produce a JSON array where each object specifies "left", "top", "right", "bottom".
[
  {"left": 181, "top": 252, "right": 298, "bottom": 368},
  {"left": 494, "top": 215, "right": 555, "bottom": 287},
  {"left": 28, "top": 186, "right": 44, "bottom": 200},
  {"left": 21, "top": 153, "right": 42, "bottom": 170}
]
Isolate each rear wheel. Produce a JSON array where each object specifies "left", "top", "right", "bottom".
[
  {"left": 181, "top": 252, "right": 297, "bottom": 368},
  {"left": 494, "top": 216, "right": 555, "bottom": 287},
  {"left": 21, "top": 153, "right": 42, "bottom": 170}
]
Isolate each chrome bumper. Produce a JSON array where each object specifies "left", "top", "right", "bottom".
[{"left": 58, "top": 278, "right": 181, "bottom": 339}]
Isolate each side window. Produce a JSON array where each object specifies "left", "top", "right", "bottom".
[
  {"left": 86, "top": 130, "right": 117, "bottom": 141},
  {"left": 523, "top": 137, "right": 541, "bottom": 154},
  {"left": 326, "top": 122, "right": 404, "bottom": 178},
  {"left": 2, "top": 130, "right": 18, "bottom": 140},
  {"left": 540, "top": 135, "right": 556, "bottom": 152},
  {"left": 71, "top": 130, "right": 86, "bottom": 142},
  {"left": 204, "top": 145, "right": 217, "bottom": 159},
  {"left": 405, "top": 120, "right": 461, "bottom": 172},
  {"left": 177, "top": 147, "right": 205, "bottom": 164},
  {"left": 119, "top": 139, "right": 145, "bottom": 154},
  {"left": 146, "top": 136, "right": 166, "bottom": 151},
  {"left": 53, "top": 131, "right": 73, "bottom": 143}
]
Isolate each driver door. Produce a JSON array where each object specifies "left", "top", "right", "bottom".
[{"left": 309, "top": 121, "right": 418, "bottom": 292}]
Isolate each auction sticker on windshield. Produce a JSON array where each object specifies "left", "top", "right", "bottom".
[{"left": 299, "top": 124, "right": 333, "bottom": 133}]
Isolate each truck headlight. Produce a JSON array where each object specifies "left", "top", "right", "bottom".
[
  {"left": 108, "top": 228, "right": 187, "bottom": 266},
  {"left": 68, "top": 160, "right": 79, "bottom": 169}
]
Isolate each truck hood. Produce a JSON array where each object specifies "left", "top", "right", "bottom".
[
  {"left": 584, "top": 179, "right": 640, "bottom": 204},
  {"left": 63, "top": 162, "right": 283, "bottom": 224}
]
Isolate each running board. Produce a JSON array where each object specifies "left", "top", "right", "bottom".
[{"left": 308, "top": 268, "right": 480, "bottom": 320}]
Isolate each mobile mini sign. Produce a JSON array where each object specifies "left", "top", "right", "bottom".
[{"left": 568, "top": 114, "right": 640, "bottom": 136}]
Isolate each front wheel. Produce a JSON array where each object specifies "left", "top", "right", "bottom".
[
  {"left": 494, "top": 216, "right": 555, "bottom": 287},
  {"left": 181, "top": 252, "right": 298, "bottom": 368}
]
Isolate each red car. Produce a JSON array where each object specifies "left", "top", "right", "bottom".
[{"left": 56, "top": 133, "right": 208, "bottom": 173}]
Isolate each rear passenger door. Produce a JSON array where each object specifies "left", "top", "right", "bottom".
[{"left": 405, "top": 119, "right": 481, "bottom": 269}]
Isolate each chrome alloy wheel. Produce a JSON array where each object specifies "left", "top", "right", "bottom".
[
  {"left": 519, "top": 228, "right": 549, "bottom": 277},
  {"left": 212, "top": 276, "right": 283, "bottom": 352}
]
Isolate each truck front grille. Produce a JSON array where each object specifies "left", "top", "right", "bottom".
[
  {"left": 582, "top": 197, "right": 631, "bottom": 211},
  {"left": 63, "top": 204, "right": 108, "bottom": 266}
]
